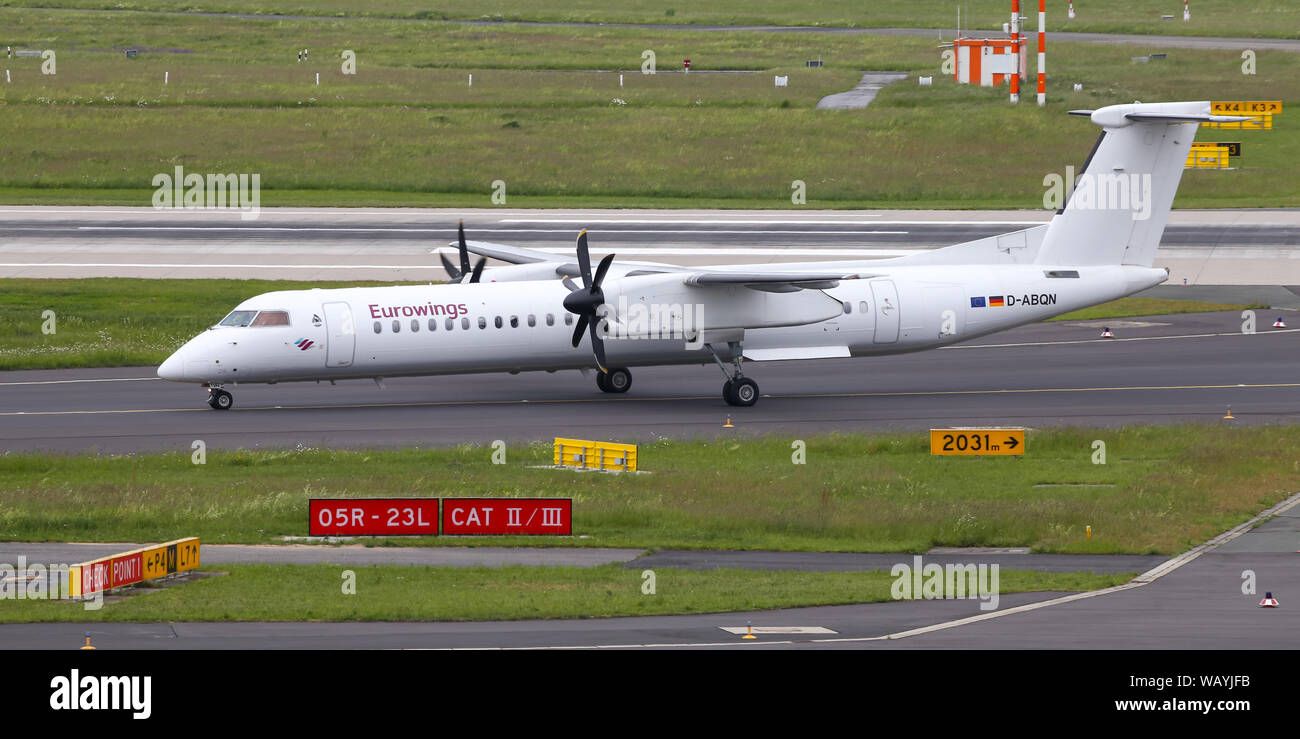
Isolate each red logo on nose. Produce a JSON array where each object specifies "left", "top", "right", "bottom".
[{"left": 294, "top": 338, "right": 314, "bottom": 350}]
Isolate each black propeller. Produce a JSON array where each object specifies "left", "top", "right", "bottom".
[
  {"left": 561, "top": 230, "right": 615, "bottom": 372},
  {"left": 440, "top": 220, "right": 486, "bottom": 283}
]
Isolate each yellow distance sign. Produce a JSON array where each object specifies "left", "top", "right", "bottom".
[
  {"left": 1212, "top": 101, "right": 1281, "bottom": 114},
  {"left": 930, "top": 429, "right": 1025, "bottom": 456},
  {"left": 141, "top": 537, "right": 201, "bottom": 580}
]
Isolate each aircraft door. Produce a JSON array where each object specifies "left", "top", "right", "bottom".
[
  {"left": 322, "top": 301, "right": 356, "bottom": 368},
  {"left": 871, "top": 280, "right": 900, "bottom": 343}
]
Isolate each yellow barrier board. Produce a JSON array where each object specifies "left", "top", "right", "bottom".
[
  {"left": 1212, "top": 101, "right": 1281, "bottom": 114},
  {"left": 1186, "top": 144, "right": 1230, "bottom": 169},
  {"left": 70, "top": 537, "right": 200, "bottom": 597},
  {"left": 930, "top": 429, "right": 1025, "bottom": 456},
  {"left": 1202, "top": 113, "right": 1272, "bottom": 130},
  {"left": 553, "top": 437, "right": 638, "bottom": 472}
]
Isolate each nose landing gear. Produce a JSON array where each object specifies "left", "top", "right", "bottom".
[{"left": 207, "top": 386, "right": 233, "bottom": 410}]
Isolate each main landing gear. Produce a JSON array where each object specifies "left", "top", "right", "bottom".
[
  {"left": 706, "top": 341, "right": 759, "bottom": 407},
  {"left": 596, "top": 367, "right": 632, "bottom": 394},
  {"left": 207, "top": 386, "right": 233, "bottom": 410}
]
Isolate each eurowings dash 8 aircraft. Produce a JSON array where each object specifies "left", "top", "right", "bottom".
[{"left": 158, "top": 101, "right": 1236, "bottom": 410}]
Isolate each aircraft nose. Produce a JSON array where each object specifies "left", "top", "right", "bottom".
[{"left": 157, "top": 351, "right": 186, "bottom": 381}]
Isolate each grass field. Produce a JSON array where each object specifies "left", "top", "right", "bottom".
[
  {"left": 1, "top": 9, "right": 1296, "bottom": 209},
  {"left": 0, "top": 563, "right": 1132, "bottom": 623},
  {"left": 0, "top": 278, "right": 401, "bottom": 370},
  {"left": 0, "top": 427, "right": 1293, "bottom": 554},
  {"left": 1048, "top": 297, "right": 1255, "bottom": 321},
  {"left": 0, "top": 278, "right": 1249, "bottom": 370},
  {"left": 4, "top": 0, "right": 1298, "bottom": 38}
]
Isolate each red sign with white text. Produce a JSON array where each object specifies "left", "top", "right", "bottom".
[
  {"left": 441, "top": 498, "right": 572, "bottom": 536},
  {"left": 110, "top": 552, "right": 143, "bottom": 588},
  {"left": 309, "top": 499, "right": 440, "bottom": 536},
  {"left": 82, "top": 561, "right": 111, "bottom": 594}
]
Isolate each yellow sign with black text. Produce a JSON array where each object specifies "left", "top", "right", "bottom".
[{"left": 930, "top": 429, "right": 1025, "bottom": 456}]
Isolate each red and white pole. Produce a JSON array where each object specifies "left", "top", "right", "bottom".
[
  {"left": 1184, "top": 0, "right": 1190, "bottom": 22},
  {"left": 1037, "top": 0, "right": 1046, "bottom": 105},
  {"left": 1068, "top": 0, "right": 1075, "bottom": 20},
  {"left": 1010, "top": 0, "right": 1020, "bottom": 103}
]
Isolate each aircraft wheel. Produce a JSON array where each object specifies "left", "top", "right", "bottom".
[
  {"left": 208, "top": 389, "right": 233, "bottom": 410},
  {"left": 595, "top": 372, "right": 609, "bottom": 392},
  {"left": 729, "top": 378, "right": 759, "bottom": 407},
  {"left": 604, "top": 368, "right": 632, "bottom": 394},
  {"left": 723, "top": 380, "right": 735, "bottom": 405}
]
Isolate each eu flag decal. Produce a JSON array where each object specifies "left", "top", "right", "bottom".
[{"left": 970, "top": 296, "right": 986, "bottom": 308}]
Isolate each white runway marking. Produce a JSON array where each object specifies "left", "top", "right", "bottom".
[
  {"left": 718, "top": 626, "right": 838, "bottom": 635},
  {"left": 72, "top": 226, "right": 910, "bottom": 235},
  {"left": 0, "top": 376, "right": 158, "bottom": 387},
  {"left": 500, "top": 219, "right": 1042, "bottom": 226}
]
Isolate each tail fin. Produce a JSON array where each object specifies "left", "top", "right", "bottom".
[{"left": 1035, "top": 101, "right": 1241, "bottom": 267}]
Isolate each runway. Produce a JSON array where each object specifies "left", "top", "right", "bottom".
[
  {"left": 1, "top": 309, "right": 1297, "bottom": 454},
  {"left": 2, "top": 206, "right": 1299, "bottom": 283},
  {"left": 0, "top": 497, "right": 1293, "bottom": 649}
]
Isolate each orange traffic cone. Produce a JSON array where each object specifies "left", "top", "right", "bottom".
[
  {"left": 1260, "top": 592, "right": 1280, "bottom": 608},
  {"left": 723, "top": 414, "right": 735, "bottom": 428},
  {"left": 743, "top": 620, "right": 757, "bottom": 639},
  {"left": 79, "top": 632, "right": 95, "bottom": 650},
  {"left": 1224, "top": 405, "right": 1235, "bottom": 420}
]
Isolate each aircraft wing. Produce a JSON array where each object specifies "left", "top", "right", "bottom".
[{"left": 459, "top": 239, "right": 867, "bottom": 289}]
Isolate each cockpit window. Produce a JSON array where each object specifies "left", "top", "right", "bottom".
[
  {"left": 250, "top": 310, "right": 291, "bottom": 327},
  {"left": 218, "top": 310, "right": 258, "bottom": 327}
]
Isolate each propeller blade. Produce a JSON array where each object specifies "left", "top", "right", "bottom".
[
  {"left": 439, "top": 251, "right": 461, "bottom": 280},
  {"left": 457, "top": 220, "right": 472, "bottom": 275},
  {"left": 576, "top": 230, "right": 592, "bottom": 288},
  {"left": 561, "top": 276, "right": 579, "bottom": 292},
  {"left": 469, "top": 257, "right": 486, "bottom": 283},
  {"left": 571, "top": 314, "right": 589, "bottom": 348},
  {"left": 588, "top": 319, "right": 608, "bottom": 372},
  {"left": 592, "top": 252, "right": 615, "bottom": 289}
]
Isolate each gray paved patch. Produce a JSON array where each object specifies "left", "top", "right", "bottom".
[
  {"left": 629, "top": 550, "right": 1163, "bottom": 574},
  {"left": 816, "top": 72, "right": 907, "bottom": 109},
  {"left": 0, "top": 543, "right": 644, "bottom": 568}
]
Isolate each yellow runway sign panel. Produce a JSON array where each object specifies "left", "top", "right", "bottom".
[{"left": 930, "top": 429, "right": 1025, "bottom": 456}]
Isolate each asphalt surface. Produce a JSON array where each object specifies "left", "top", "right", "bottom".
[
  {"left": 0, "top": 542, "right": 1162, "bottom": 575},
  {"left": 2, "top": 308, "right": 1297, "bottom": 454},
  {"left": 0, "top": 543, "right": 643, "bottom": 569},
  {"left": 1, "top": 538, "right": 1293, "bottom": 649},
  {"left": 3, "top": 206, "right": 1297, "bottom": 283}
]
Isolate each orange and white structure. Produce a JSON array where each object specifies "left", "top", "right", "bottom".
[
  {"left": 1009, "top": 0, "right": 1020, "bottom": 103},
  {"left": 1036, "top": 0, "right": 1046, "bottom": 106},
  {"left": 1068, "top": 0, "right": 1075, "bottom": 20}
]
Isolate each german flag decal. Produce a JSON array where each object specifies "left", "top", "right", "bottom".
[{"left": 988, "top": 296, "right": 1005, "bottom": 307}]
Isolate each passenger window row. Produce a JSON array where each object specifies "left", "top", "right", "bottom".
[{"left": 372, "top": 313, "right": 573, "bottom": 334}]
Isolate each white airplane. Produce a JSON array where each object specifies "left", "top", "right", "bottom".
[{"left": 158, "top": 101, "right": 1238, "bottom": 410}]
